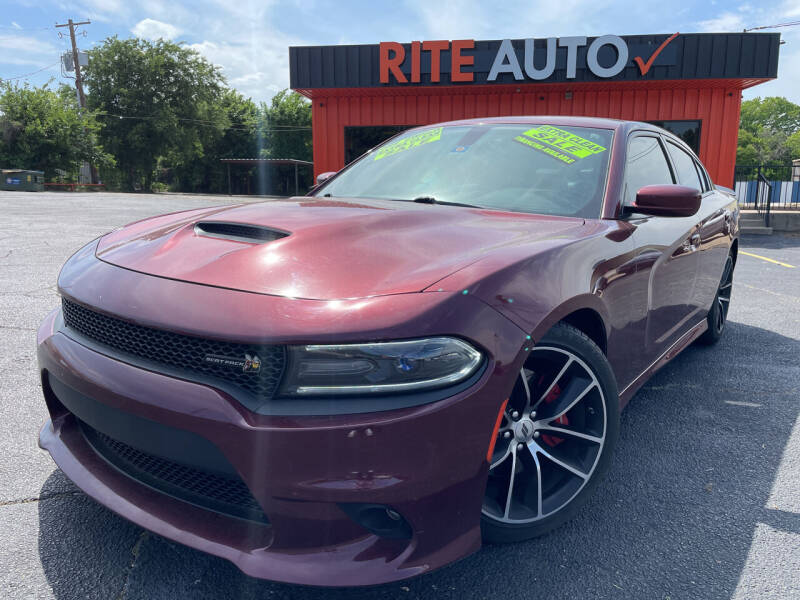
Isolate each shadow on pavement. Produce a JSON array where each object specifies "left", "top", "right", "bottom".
[{"left": 38, "top": 321, "right": 799, "bottom": 599}]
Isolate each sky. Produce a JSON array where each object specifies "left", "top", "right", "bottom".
[{"left": 0, "top": 0, "right": 798, "bottom": 105}]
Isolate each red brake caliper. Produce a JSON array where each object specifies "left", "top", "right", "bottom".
[{"left": 538, "top": 379, "right": 568, "bottom": 447}]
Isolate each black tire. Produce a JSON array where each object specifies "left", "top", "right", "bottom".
[
  {"left": 481, "top": 322, "right": 620, "bottom": 543},
  {"left": 697, "top": 253, "right": 734, "bottom": 346}
]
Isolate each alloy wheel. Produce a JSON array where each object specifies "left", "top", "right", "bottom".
[
  {"left": 483, "top": 347, "right": 607, "bottom": 524},
  {"left": 715, "top": 255, "right": 734, "bottom": 334}
]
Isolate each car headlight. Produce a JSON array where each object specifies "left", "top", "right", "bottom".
[{"left": 280, "top": 337, "right": 483, "bottom": 396}]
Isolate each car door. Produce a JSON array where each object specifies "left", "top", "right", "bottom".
[
  {"left": 664, "top": 141, "right": 733, "bottom": 313},
  {"left": 623, "top": 133, "right": 702, "bottom": 367}
]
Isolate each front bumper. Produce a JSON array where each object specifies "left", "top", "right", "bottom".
[{"left": 37, "top": 287, "right": 527, "bottom": 586}]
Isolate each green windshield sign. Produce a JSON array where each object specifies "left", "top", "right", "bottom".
[
  {"left": 514, "top": 125, "right": 607, "bottom": 164},
  {"left": 374, "top": 127, "right": 443, "bottom": 160}
]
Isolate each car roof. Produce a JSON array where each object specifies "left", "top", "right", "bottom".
[
  {"left": 411, "top": 115, "right": 685, "bottom": 137},
  {"left": 404, "top": 116, "right": 692, "bottom": 153}
]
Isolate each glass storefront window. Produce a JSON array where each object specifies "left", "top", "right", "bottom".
[
  {"left": 646, "top": 120, "right": 702, "bottom": 154},
  {"left": 345, "top": 125, "right": 412, "bottom": 164}
]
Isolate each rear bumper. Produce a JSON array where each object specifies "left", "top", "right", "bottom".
[{"left": 37, "top": 300, "right": 526, "bottom": 586}]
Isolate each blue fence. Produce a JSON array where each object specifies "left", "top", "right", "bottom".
[{"left": 733, "top": 165, "right": 799, "bottom": 210}]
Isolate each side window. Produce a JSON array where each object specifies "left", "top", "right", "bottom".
[
  {"left": 666, "top": 142, "right": 704, "bottom": 191},
  {"left": 624, "top": 136, "right": 674, "bottom": 206},
  {"left": 694, "top": 159, "right": 711, "bottom": 191}
]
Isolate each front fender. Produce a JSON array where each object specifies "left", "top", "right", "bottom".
[{"left": 424, "top": 225, "right": 628, "bottom": 343}]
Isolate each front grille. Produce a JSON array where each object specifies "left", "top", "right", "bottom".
[
  {"left": 62, "top": 298, "right": 285, "bottom": 401},
  {"left": 80, "top": 420, "right": 269, "bottom": 524}
]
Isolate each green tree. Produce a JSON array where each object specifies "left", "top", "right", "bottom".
[
  {"left": 740, "top": 97, "right": 800, "bottom": 136},
  {"left": 167, "top": 89, "right": 259, "bottom": 192},
  {"left": 737, "top": 97, "right": 800, "bottom": 165},
  {"left": 736, "top": 127, "right": 793, "bottom": 164},
  {"left": 83, "top": 36, "right": 224, "bottom": 191},
  {"left": 0, "top": 82, "right": 111, "bottom": 178},
  {"left": 787, "top": 131, "right": 800, "bottom": 160},
  {"left": 259, "top": 89, "right": 312, "bottom": 162}
]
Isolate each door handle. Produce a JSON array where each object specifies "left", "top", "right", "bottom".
[{"left": 682, "top": 233, "right": 701, "bottom": 254}]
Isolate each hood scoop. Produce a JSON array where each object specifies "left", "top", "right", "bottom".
[{"left": 194, "top": 221, "right": 289, "bottom": 244}]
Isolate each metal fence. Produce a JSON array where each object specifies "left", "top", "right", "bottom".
[{"left": 733, "top": 165, "right": 800, "bottom": 215}]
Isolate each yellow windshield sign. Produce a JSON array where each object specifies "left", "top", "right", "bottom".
[
  {"left": 374, "top": 127, "right": 443, "bottom": 160},
  {"left": 514, "top": 125, "right": 607, "bottom": 164}
]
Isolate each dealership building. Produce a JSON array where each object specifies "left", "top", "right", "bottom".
[{"left": 289, "top": 32, "right": 780, "bottom": 187}]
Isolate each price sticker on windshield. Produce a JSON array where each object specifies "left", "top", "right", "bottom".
[
  {"left": 514, "top": 125, "right": 607, "bottom": 165},
  {"left": 374, "top": 127, "right": 443, "bottom": 160}
]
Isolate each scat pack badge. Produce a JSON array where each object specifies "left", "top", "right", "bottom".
[{"left": 203, "top": 353, "right": 262, "bottom": 374}]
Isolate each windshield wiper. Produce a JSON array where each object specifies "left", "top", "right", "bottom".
[{"left": 412, "top": 196, "right": 481, "bottom": 208}]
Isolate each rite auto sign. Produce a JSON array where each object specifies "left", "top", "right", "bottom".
[
  {"left": 289, "top": 33, "right": 779, "bottom": 90},
  {"left": 379, "top": 34, "right": 680, "bottom": 84}
]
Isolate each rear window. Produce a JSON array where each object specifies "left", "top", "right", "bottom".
[{"left": 667, "top": 142, "right": 704, "bottom": 191}]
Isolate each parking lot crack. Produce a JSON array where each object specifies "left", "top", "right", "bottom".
[
  {"left": 0, "top": 325, "right": 36, "bottom": 332},
  {"left": 0, "top": 491, "right": 84, "bottom": 506},
  {"left": 116, "top": 531, "right": 149, "bottom": 600}
]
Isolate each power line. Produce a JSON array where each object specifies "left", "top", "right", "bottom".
[
  {"left": 0, "top": 24, "right": 52, "bottom": 31},
  {"left": 744, "top": 20, "right": 800, "bottom": 32},
  {"left": 0, "top": 61, "right": 60, "bottom": 82},
  {"left": 93, "top": 112, "right": 311, "bottom": 132}
]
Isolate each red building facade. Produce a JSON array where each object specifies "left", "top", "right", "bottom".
[{"left": 290, "top": 33, "right": 780, "bottom": 187}]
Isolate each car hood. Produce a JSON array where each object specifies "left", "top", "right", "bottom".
[{"left": 96, "top": 197, "right": 586, "bottom": 300}]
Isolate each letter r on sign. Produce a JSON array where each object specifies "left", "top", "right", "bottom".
[{"left": 380, "top": 42, "right": 407, "bottom": 83}]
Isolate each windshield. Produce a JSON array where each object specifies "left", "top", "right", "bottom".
[{"left": 317, "top": 123, "right": 613, "bottom": 218}]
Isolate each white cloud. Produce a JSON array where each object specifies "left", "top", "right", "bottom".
[
  {"left": 189, "top": 31, "right": 303, "bottom": 102},
  {"left": 63, "top": 0, "right": 131, "bottom": 23},
  {"left": 80, "top": 0, "right": 127, "bottom": 12},
  {"left": 120, "top": 1, "right": 297, "bottom": 102},
  {"left": 11, "top": 21, "right": 21, "bottom": 30},
  {"left": 698, "top": 12, "right": 746, "bottom": 32},
  {"left": 133, "top": 0, "right": 203, "bottom": 33},
  {"left": 0, "top": 34, "right": 59, "bottom": 66},
  {"left": 131, "top": 18, "right": 181, "bottom": 41},
  {"left": 782, "top": 0, "right": 800, "bottom": 18}
]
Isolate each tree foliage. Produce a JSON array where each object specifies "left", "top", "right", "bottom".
[
  {"left": 740, "top": 97, "right": 800, "bottom": 136},
  {"left": 167, "top": 89, "right": 259, "bottom": 192},
  {"left": 83, "top": 36, "right": 225, "bottom": 190},
  {"left": 737, "top": 97, "right": 800, "bottom": 165},
  {"left": 1, "top": 35, "right": 314, "bottom": 193},
  {"left": 259, "top": 89, "right": 312, "bottom": 162},
  {"left": 0, "top": 82, "right": 111, "bottom": 178},
  {"left": 83, "top": 36, "right": 312, "bottom": 193}
]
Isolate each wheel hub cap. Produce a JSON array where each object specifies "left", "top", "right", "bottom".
[{"left": 513, "top": 418, "right": 536, "bottom": 442}]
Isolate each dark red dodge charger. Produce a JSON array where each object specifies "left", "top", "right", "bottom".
[{"left": 37, "top": 117, "right": 737, "bottom": 586}]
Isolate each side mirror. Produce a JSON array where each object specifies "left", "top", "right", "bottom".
[
  {"left": 316, "top": 171, "right": 337, "bottom": 185},
  {"left": 632, "top": 184, "right": 701, "bottom": 218}
]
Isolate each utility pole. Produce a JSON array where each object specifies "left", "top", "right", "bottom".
[
  {"left": 56, "top": 18, "right": 94, "bottom": 183},
  {"left": 55, "top": 19, "right": 90, "bottom": 109}
]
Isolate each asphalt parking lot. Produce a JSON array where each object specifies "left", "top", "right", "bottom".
[{"left": 1, "top": 191, "right": 798, "bottom": 599}]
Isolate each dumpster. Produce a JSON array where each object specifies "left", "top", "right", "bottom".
[{"left": 0, "top": 169, "right": 45, "bottom": 191}]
